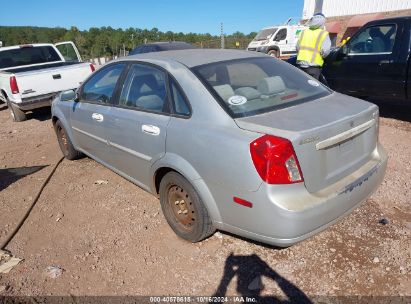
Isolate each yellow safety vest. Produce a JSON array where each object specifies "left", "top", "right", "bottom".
[{"left": 297, "top": 28, "right": 328, "bottom": 67}]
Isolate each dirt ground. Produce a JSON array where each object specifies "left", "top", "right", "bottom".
[{"left": 0, "top": 101, "right": 410, "bottom": 302}]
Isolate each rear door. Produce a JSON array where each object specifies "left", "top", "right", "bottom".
[
  {"left": 106, "top": 62, "right": 170, "bottom": 189},
  {"left": 325, "top": 21, "right": 404, "bottom": 98},
  {"left": 71, "top": 63, "right": 126, "bottom": 163},
  {"left": 55, "top": 41, "right": 82, "bottom": 62}
]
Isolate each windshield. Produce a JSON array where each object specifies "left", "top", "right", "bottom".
[
  {"left": 192, "top": 57, "right": 330, "bottom": 118},
  {"left": 254, "top": 28, "right": 277, "bottom": 41},
  {"left": 0, "top": 46, "right": 61, "bottom": 69}
]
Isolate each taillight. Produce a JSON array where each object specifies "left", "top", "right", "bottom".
[
  {"left": 250, "top": 135, "right": 304, "bottom": 184},
  {"left": 89, "top": 63, "right": 95, "bottom": 72},
  {"left": 10, "top": 76, "right": 19, "bottom": 94}
]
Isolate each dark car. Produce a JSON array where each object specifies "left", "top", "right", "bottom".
[
  {"left": 129, "top": 41, "right": 196, "bottom": 55},
  {"left": 290, "top": 16, "right": 411, "bottom": 102}
]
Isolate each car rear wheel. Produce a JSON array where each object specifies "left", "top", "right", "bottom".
[
  {"left": 6, "top": 99, "right": 27, "bottom": 122},
  {"left": 159, "top": 172, "right": 215, "bottom": 242},
  {"left": 54, "top": 120, "right": 82, "bottom": 160}
]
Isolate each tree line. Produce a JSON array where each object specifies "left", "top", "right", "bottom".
[{"left": 0, "top": 26, "right": 257, "bottom": 59}]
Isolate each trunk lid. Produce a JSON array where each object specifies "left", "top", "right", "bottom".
[{"left": 235, "top": 93, "right": 379, "bottom": 193}]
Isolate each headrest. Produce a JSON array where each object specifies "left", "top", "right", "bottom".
[
  {"left": 257, "top": 76, "right": 286, "bottom": 95},
  {"left": 213, "top": 84, "right": 235, "bottom": 101},
  {"left": 234, "top": 87, "right": 260, "bottom": 100},
  {"left": 132, "top": 74, "right": 159, "bottom": 94},
  {"left": 135, "top": 95, "right": 164, "bottom": 111}
]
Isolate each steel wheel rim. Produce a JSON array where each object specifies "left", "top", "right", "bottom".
[{"left": 167, "top": 185, "right": 196, "bottom": 232}]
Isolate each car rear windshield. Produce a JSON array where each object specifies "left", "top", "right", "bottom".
[
  {"left": 192, "top": 57, "right": 330, "bottom": 118},
  {"left": 0, "top": 46, "right": 61, "bottom": 69}
]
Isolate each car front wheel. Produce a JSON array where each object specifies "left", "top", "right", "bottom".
[
  {"left": 268, "top": 49, "right": 279, "bottom": 58},
  {"left": 54, "top": 120, "right": 82, "bottom": 160},
  {"left": 159, "top": 172, "right": 215, "bottom": 242}
]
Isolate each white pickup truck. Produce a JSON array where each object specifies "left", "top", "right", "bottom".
[{"left": 0, "top": 41, "right": 94, "bottom": 121}]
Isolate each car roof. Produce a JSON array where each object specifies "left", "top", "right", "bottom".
[
  {"left": 127, "top": 48, "right": 267, "bottom": 68},
  {"left": 131, "top": 41, "right": 196, "bottom": 52},
  {"left": 146, "top": 41, "right": 192, "bottom": 45},
  {"left": 0, "top": 43, "right": 54, "bottom": 51}
]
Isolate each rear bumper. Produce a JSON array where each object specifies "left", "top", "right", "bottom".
[
  {"left": 12, "top": 92, "right": 58, "bottom": 111},
  {"left": 219, "top": 143, "right": 388, "bottom": 247}
]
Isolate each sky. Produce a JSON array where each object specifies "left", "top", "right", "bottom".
[{"left": 0, "top": 0, "right": 304, "bottom": 35}]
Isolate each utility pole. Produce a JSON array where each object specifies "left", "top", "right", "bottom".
[{"left": 220, "top": 22, "right": 225, "bottom": 49}]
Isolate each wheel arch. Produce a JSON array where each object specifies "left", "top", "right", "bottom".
[
  {"left": 0, "top": 89, "right": 8, "bottom": 100},
  {"left": 51, "top": 109, "right": 79, "bottom": 150},
  {"left": 152, "top": 154, "right": 223, "bottom": 224}
]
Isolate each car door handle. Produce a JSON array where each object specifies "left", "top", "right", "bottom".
[
  {"left": 142, "top": 124, "right": 160, "bottom": 136},
  {"left": 378, "top": 60, "right": 391, "bottom": 65},
  {"left": 91, "top": 113, "right": 104, "bottom": 122}
]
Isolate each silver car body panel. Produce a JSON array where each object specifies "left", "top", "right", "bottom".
[
  {"left": 235, "top": 92, "right": 379, "bottom": 193},
  {"left": 51, "top": 49, "right": 388, "bottom": 247}
]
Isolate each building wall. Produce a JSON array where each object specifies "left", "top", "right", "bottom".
[
  {"left": 303, "top": 0, "right": 411, "bottom": 19},
  {"left": 327, "top": 8, "right": 411, "bottom": 45}
]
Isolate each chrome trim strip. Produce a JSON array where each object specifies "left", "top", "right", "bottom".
[
  {"left": 316, "top": 119, "right": 375, "bottom": 150},
  {"left": 72, "top": 126, "right": 107, "bottom": 144},
  {"left": 348, "top": 52, "right": 392, "bottom": 56},
  {"left": 108, "top": 140, "right": 152, "bottom": 161}
]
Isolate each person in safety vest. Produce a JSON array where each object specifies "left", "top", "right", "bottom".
[{"left": 296, "top": 13, "right": 331, "bottom": 80}]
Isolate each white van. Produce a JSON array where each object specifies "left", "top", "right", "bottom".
[{"left": 247, "top": 23, "right": 306, "bottom": 58}]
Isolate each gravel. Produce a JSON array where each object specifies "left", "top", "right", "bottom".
[{"left": 0, "top": 105, "right": 409, "bottom": 298}]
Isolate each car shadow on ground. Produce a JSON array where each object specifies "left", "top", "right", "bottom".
[
  {"left": 212, "top": 253, "right": 312, "bottom": 303},
  {"left": 0, "top": 165, "right": 47, "bottom": 191},
  {"left": 27, "top": 107, "right": 52, "bottom": 121}
]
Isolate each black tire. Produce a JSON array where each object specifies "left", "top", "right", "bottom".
[
  {"left": 54, "top": 120, "right": 82, "bottom": 160},
  {"left": 159, "top": 172, "right": 215, "bottom": 242},
  {"left": 267, "top": 49, "right": 279, "bottom": 58},
  {"left": 7, "top": 99, "right": 26, "bottom": 122}
]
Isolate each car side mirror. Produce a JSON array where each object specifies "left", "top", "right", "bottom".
[
  {"left": 337, "top": 45, "right": 349, "bottom": 60},
  {"left": 60, "top": 89, "right": 76, "bottom": 102}
]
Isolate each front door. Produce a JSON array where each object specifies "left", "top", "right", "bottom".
[
  {"left": 71, "top": 63, "right": 126, "bottom": 164},
  {"left": 106, "top": 63, "right": 170, "bottom": 190},
  {"left": 325, "top": 22, "right": 402, "bottom": 98},
  {"left": 273, "top": 28, "right": 288, "bottom": 55}
]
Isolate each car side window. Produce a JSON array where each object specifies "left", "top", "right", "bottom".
[
  {"left": 275, "top": 28, "right": 287, "bottom": 41},
  {"left": 348, "top": 25, "right": 397, "bottom": 54},
  {"left": 80, "top": 63, "right": 125, "bottom": 104},
  {"left": 118, "top": 63, "right": 168, "bottom": 113},
  {"left": 170, "top": 78, "right": 190, "bottom": 116}
]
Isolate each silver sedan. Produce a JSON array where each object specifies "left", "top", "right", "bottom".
[{"left": 51, "top": 49, "right": 387, "bottom": 247}]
